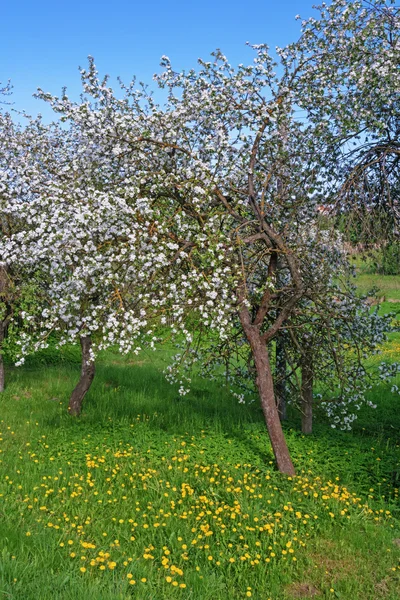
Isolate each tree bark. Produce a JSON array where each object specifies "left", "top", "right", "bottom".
[
  {"left": 275, "top": 335, "right": 287, "bottom": 421},
  {"left": 68, "top": 335, "right": 95, "bottom": 416},
  {"left": 241, "top": 314, "right": 295, "bottom": 475},
  {"left": 301, "top": 357, "right": 313, "bottom": 435}
]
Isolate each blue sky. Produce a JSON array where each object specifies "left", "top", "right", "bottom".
[{"left": 2, "top": 0, "right": 320, "bottom": 120}]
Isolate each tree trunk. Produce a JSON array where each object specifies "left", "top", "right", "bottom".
[
  {"left": 301, "top": 358, "right": 313, "bottom": 435},
  {"left": 68, "top": 335, "right": 95, "bottom": 416},
  {"left": 275, "top": 257, "right": 288, "bottom": 421},
  {"left": 241, "top": 320, "right": 295, "bottom": 475},
  {"left": 275, "top": 335, "right": 287, "bottom": 421},
  {"left": 0, "top": 324, "right": 4, "bottom": 393}
]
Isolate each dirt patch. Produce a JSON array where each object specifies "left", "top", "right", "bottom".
[
  {"left": 109, "top": 359, "right": 146, "bottom": 366},
  {"left": 375, "top": 577, "right": 390, "bottom": 597},
  {"left": 309, "top": 552, "right": 358, "bottom": 579},
  {"left": 366, "top": 297, "right": 400, "bottom": 305},
  {"left": 286, "top": 583, "right": 321, "bottom": 598},
  {"left": 393, "top": 539, "right": 400, "bottom": 547}
]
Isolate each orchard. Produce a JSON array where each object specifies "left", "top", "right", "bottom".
[{"left": 0, "top": 3, "right": 399, "bottom": 597}]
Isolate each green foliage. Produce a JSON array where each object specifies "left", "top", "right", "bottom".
[
  {"left": 5, "top": 336, "right": 82, "bottom": 367},
  {"left": 377, "top": 243, "right": 400, "bottom": 276},
  {"left": 1, "top": 278, "right": 45, "bottom": 361},
  {"left": 337, "top": 207, "right": 394, "bottom": 249}
]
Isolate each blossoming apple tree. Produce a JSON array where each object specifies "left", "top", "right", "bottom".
[
  {"left": 1, "top": 0, "right": 399, "bottom": 475},
  {"left": 0, "top": 106, "right": 54, "bottom": 391}
]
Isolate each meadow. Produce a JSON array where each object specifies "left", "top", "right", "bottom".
[{"left": 0, "top": 276, "right": 399, "bottom": 600}]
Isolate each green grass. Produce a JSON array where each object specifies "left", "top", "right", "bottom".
[
  {"left": 354, "top": 273, "right": 400, "bottom": 300},
  {"left": 349, "top": 254, "right": 400, "bottom": 300},
  {"left": 0, "top": 339, "right": 399, "bottom": 600}
]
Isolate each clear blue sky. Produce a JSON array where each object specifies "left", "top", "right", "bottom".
[{"left": 2, "top": 0, "right": 320, "bottom": 120}]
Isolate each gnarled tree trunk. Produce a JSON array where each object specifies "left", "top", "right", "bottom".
[
  {"left": 241, "top": 312, "right": 295, "bottom": 475},
  {"left": 301, "top": 357, "right": 313, "bottom": 435},
  {"left": 68, "top": 335, "right": 95, "bottom": 416},
  {"left": 275, "top": 335, "right": 287, "bottom": 421}
]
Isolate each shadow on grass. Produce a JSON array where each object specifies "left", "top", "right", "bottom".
[
  {"left": 2, "top": 357, "right": 278, "bottom": 464},
  {"left": 1, "top": 350, "right": 399, "bottom": 494}
]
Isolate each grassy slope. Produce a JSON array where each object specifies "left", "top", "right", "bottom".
[
  {"left": 354, "top": 274, "right": 400, "bottom": 300},
  {"left": 0, "top": 274, "right": 399, "bottom": 600},
  {"left": 349, "top": 255, "right": 400, "bottom": 300}
]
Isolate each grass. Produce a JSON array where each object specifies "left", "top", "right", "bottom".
[
  {"left": 353, "top": 274, "right": 400, "bottom": 300},
  {"left": 0, "top": 342, "right": 399, "bottom": 600},
  {"left": 349, "top": 255, "right": 400, "bottom": 300},
  {"left": 0, "top": 270, "right": 399, "bottom": 599}
]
